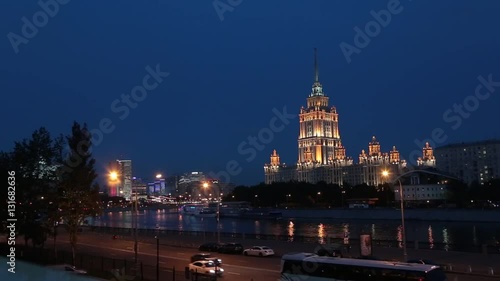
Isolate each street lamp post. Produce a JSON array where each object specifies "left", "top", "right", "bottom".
[
  {"left": 134, "top": 182, "right": 138, "bottom": 265},
  {"left": 110, "top": 171, "right": 139, "bottom": 267},
  {"left": 382, "top": 170, "right": 407, "bottom": 260},
  {"left": 203, "top": 182, "right": 221, "bottom": 243},
  {"left": 155, "top": 236, "right": 159, "bottom": 281},
  {"left": 397, "top": 179, "right": 407, "bottom": 259}
]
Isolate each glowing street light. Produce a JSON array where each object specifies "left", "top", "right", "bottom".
[
  {"left": 382, "top": 170, "right": 407, "bottom": 260},
  {"left": 156, "top": 174, "right": 162, "bottom": 179},
  {"left": 109, "top": 171, "right": 118, "bottom": 181}
]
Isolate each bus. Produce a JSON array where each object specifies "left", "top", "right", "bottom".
[{"left": 280, "top": 253, "right": 448, "bottom": 281}]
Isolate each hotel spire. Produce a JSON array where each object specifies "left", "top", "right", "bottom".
[
  {"left": 314, "top": 47, "right": 319, "bottom": 82},
  {"left": 311, "top": 48, "right": 324, "bottom": 96}
]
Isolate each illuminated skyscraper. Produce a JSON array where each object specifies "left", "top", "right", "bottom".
[
  {"left": 117, "top": 159, "right": 132, "bottom": 200},
  {"left": 265, "top": 49, "right": 407, "bottom": 186}
]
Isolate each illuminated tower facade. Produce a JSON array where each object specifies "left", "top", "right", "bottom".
[
  {"left": 417, "top": 142, "right": 436, "bottom": 167},
  {"left": 298, "top": 49, "right": 341, "bottom": 166},
  {"left": 117, "top": 159, "right": 132, "bottom": 201},
  {"left": 264, "top": 49, "right": 407, "bottom": 186}
]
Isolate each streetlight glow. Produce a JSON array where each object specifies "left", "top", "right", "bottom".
[
  {"left": 156, "top": 174, "right": 162, "bottom": 179},
  {"left": 109, "top": 171, "right": 118, "bottom": 181}
]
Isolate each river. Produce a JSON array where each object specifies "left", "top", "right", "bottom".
[{"left": 89, "top": 209, "right": 500, "bottom": 249}]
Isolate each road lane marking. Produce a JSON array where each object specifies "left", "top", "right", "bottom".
[{"left": 227, "top": 272, "right": 241, "bottom": 275}]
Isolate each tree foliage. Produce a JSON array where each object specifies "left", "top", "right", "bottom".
[
  {"left": 0, "top": 127, "right": 63, "bottom": 248},
  {"left": 223, "top": 181, "right": 396, "bottom": 208},
  {"left": 58, "top": 122, "right": 102, "bottom": 265}
]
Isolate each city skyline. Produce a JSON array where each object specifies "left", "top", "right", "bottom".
[{"left": 2, "top": 1, "right": 500, "bottom": 186}]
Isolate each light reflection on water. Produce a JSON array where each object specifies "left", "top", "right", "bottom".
[
  {"left": 318, "top": 223, "right": 325, "bottom": 244},
  {"left": 91, "top": 211, "right": 500, "bottom": 245},
  {"left": 397, "top": 226, "right": 403, "bottom": 249},
  {"left": 428, "top": 225, "right": 434, "bottom": 249},
  {"left": 288, "top": 221, "right": 294, "bottom": 242}
]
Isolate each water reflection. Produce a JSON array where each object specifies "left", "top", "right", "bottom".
[
  {"left": 428, "top": 225, "right": 434, "bottom": 249},
  {"left": 397, "top": 226, "right": 403, "bottom": 249},
  {"left": 255, "top": 221, "right": 261, "bottom": 239},
  {"left": 178, "top": 214, "right": 183, "bottom": 231},
  {"left": 318, "top": 223, "right": 325, "bottom": 244},
  {"left": 343, "top": 224, "right": 350, "bottom": 246},
  {"left": 473, "top": 226, "right": 478, "bottom": 245},
  {"left": 443, "top": 228, "right": 450, "bottom": 251},
  {"left": 288, "top": 221, "right": 294, "bottom": 241},
  {"left": 95, "top": 211, "right": 500, "bottom": 246}
]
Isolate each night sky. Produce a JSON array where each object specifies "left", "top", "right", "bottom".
[{"left": 1, "top": 0, "right": 500, "bottom": 186}]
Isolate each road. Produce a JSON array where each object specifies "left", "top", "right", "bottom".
[{"left": 52, "top": 234, "right": 499, "bottom": 281}]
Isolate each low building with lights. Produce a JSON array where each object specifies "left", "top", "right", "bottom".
[{"left": 435, "top": 139, "right": 500, "bottom": 185}]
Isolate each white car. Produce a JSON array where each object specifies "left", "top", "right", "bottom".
[
  {"left": 243, "top": 246, "right": 275, "bottom": 257},
  {"left": 46, "top": 264, "right": 87, "bottom": 275},
  {"left": 188, "top": 260, "right": 224, "bottom": 276}
]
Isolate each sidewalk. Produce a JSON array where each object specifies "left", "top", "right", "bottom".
[{"left": 85, "top": 228, "right": 500, "bottom": 277}]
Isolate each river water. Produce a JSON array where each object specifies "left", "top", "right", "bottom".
[{"left": 89, "top": 209, "right": 500, "bottom": 248}]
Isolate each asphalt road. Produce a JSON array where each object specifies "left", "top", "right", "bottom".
[{"left": 53, "top": 235, "right": 499, "bottom": 281}]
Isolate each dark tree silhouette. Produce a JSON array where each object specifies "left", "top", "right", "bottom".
[
  {"left": 58, "top": 122, "right": 102, "bottom": 265},
  {"left": 0, "top": 127, "right": 63, "bottom": 248}
]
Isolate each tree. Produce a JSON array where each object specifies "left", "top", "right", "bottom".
[
  {"left": 0, "top": 127, "right": 63, "bottom": 248},
  {"left": 58, "top": 122, "right": 102, "bottom": 265}
]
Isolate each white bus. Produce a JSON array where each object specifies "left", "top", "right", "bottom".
[{"left": 281, "top": 253, "right": 448, "bottom": 281}]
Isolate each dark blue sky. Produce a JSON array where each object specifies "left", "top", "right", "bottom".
[{"left": 1, "top": 0, "right": 500, "bottom": 186}]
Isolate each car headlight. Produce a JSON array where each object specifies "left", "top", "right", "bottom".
[
  {"left": 219, "top": 268, "right": 224, "bottom": 272},
  {"left": 209, "top": 270, "right": 215, "bottom": 273}
]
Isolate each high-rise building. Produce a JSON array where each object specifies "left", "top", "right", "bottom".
[
  {"left": 264, "top": 50, "right": 407, "bottom": 186},
  {"left": 132, "top": 177, "right": 147, "bottom": 196},
  {"left": 435, "top": 139, "right": 500, "bottom": 185},
  {"left": 116, "top": 159, "right": 132, "bottom": 200}
]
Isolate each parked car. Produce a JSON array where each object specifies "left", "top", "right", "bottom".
[
  {"left": 243, "top": 246, "right": 275, "bottom": 257},
  {"left": 218, "top": 243, "right": 244, "bottom": 254},
  {"left": 188, "top": 261, "right": 224, "bottom": 277},
  {"left": 46, "top": 264, "right": 87, "bottom": 275},
  {"left": 190, "top": 253, "right": 222, "bottom": 266},
  {"left": 198, "top": 242, "right": 222, "bottom": 252}
]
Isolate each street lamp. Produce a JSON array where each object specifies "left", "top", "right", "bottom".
[
  {"left": 382, "top": 170, "right": 407, "bottom": 260},
  {"left": 203, "top": 182, "right": 220, "bottom": 243}
]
